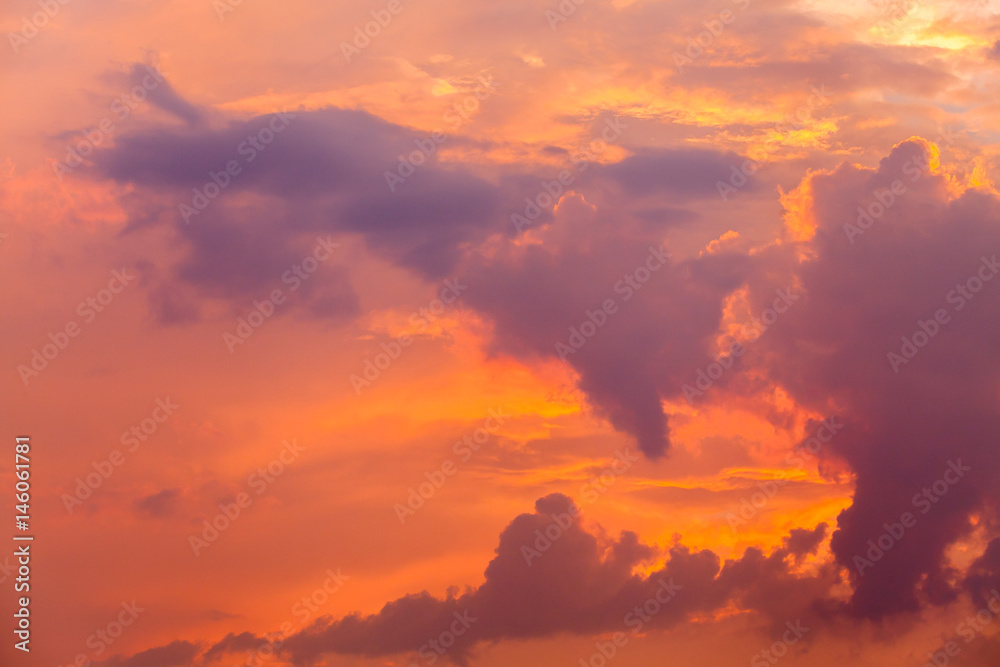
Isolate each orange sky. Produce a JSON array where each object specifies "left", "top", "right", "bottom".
[{"left": 3, "top": 1, "right": 1000, "bottom": 666}]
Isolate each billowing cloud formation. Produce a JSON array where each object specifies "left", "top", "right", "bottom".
[
  {"left": 462, "top": 137, "right": 1000, "bottom": 623},
  {"left": 279, "top": 496, "right": 833, "bottom": 664},
  {"left": 10, "top": 0, "right": 1000, "bottom": 663},
  {"left": 747, "top": 139, "right": 1000, "bottom": 618},
  {"left": 87, "top": 79, "right": 759, "bottom": 459},
  {"left": 89, "top": 96, "right": 505, "bottom": 321},
  {"left": 83, "top": 75, "right": 1000, "bottom": 633},
  {"left": 126, "top": 494, "right": 827, "bottom": 666},
  {"left": 463, "top": 196, "right": 753, "bottom": 458}
]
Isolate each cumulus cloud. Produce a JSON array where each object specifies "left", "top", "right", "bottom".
[
  {"left": 84, "top": 74, "right": 1000, "bottom": 630},
  {"left": 111, "top": 496, "right": 830, "bottom": 667},
  {"left": 276, "top": 493, "right": 830, "bottom": 664},
  {"left": 461, "top": 137, "right": 1000, "bottom": 625},
  {"left": 87, "top": 79, "right": 764, "bottom": 461},
  {"left": 463, "top": 192, "right": 754, "bottom": 458},
  {"left": 746, "top": 138, "right": 1000, "bottom": 618}
]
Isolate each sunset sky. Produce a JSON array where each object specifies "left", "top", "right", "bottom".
[{"left": 4, "top": 0, "right": 1000, "bottom": 665}]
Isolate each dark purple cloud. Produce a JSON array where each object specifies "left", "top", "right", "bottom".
[
  {"left": 86, "top": 83, "right": 760, "bottom": 457},
  {"left": 275, "top": 493, "right": 829, "bottom": 665},
  {"left": 595, "top": 147, "right": 760, "bottom": 199},
  {"left": 100, "top": 641, "right": 201, "bottom": 667},
  {"left": 201, "top": 632, "right": 265, "bottom": 663},
  {"left": 122, "top": 63, "right": 206, "bottom": 127},
  {"left": 84, "top": 77, "right": 1000, "bottom": 632},
  {"left": 462, "top": 194, "right": 754, "bottom": 458},
  {"left": 744, "top": 139, "right": 1000, "bottom": 618},
  {"left": 965, "top": 538, "right": 1000, "bottom": 609},
  {"left": 90, "top": 102, "right": 503, "bottom": 321},
  {"left": 462, "top": 137, "right": 1000, "bottom": 625}
]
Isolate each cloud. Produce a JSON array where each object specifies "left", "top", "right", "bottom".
[
  {"left": 98, "top": 492, "right": 832, "bottom": 666},
  {"left": 85, "top": 87, "right": 764, "bottom": 462},
  {"left": 100, "top": 641, "right": 201, "bottom": 667},
  {"left": 462, "top": 192, "right": 753, "bottom": 458},
  {"left": 596, "top": 147, "right": 759, "bottom": 199},
  {"left": 747, "top": 138, "right": 1000, "bottom": 619},
  {"left": 462, "top": 136, "right": 1000, "bottom": 625},
  {"left": 94, "top": 104, "right": 502, "bottom": 268},
  {"left": 965, "top": 538, "right": 1000, "bottom": 609},
  {"left": 83, "top": 84, "right": 1000, "bottom": 631},
  {"left": 785, "top": 523, "right": 829, "bottom": 559},
  {"left": 278, "top": 493, "right": 830, "bottom": 665},
  {"left": 132, "top": 488, "right": 181, "bottom": 519},
  {"left": 88, "top": 102, "right": 504, "bottom": 322},
  {"left": 121, "top": 63, "right": 206, "bottom": 127},
  {"left": 202, "top": 632, "right": 266, "bottom": 663}
]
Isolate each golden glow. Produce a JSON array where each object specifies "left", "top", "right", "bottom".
[{"left": 780, "top": 171, "right": 820, "bottom": 243}]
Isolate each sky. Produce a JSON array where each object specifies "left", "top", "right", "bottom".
[{"left": 3, "top": 0, "right": 1000, "bottom": 666}]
